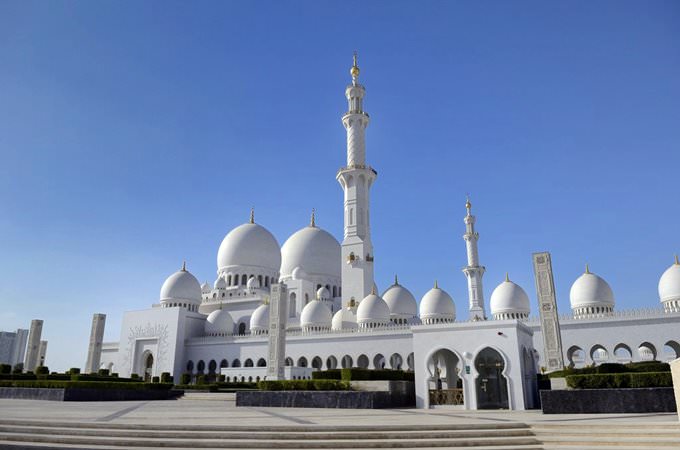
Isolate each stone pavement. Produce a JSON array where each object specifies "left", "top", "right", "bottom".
[{"left": 0, "top": 393, "right": 676, "bottom": 427}]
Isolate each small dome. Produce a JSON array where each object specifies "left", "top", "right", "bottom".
[
  {"left": 201, "top": 282, "right": 212, "bottom": 293},
  {"left": 490, "top": 276, "right": 530, "bottom": 319},
  {"left": 217, "top": 222, "right": 281, "bottom": 272},
  {"left": 569, "top": 267, "right": 615, "bottom": 312},
  {"left": 250, "top": 303, "right": 270, "bottom": 333},
  {"left": 300, "top": 300, "right": 332, "bottom": 330},
  {"left": 332, "top": 307, "right": 358, "bottom": 330},
  {"left": 280, "top": 225, "right": 340, "bottom": 279},
  {"left": 659, "top": 257, "right": 680, "bottom": 307},
  {"left": 316, "top": 286, "right": 330, "bottom": 301},
  {"left": 204, "top": 309, "right": 234, "bottom": 335},
  {"left": 382, "top": 281, "right": 417, "bottom": 319},
  {"left": 159, "top": 266, "right": 202, "bottom": 305},
  {"left": 214, "top": 277, "right": 226, "bottom": 289},
  {"left": 356, "top": 292, "right": 390, "bottom": 326},
  {"left": 419, "top": 283, "right": 455, "bottom": 324},
  {"left": 247, "top": 276, "right": 260, "bottom": 290}
]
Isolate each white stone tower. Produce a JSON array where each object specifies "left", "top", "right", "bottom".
[
  {"left": 85, "top": 313, "right": 106, "bottom": 373},
  {"left": 337, "top": 53, "right": 376, "bottom": 307},
  {"left": 462, "top": 197, "right": 486, "bottom": 320},
  {"left": 23, "top": 319, "right": 43, "bottom": 372}
]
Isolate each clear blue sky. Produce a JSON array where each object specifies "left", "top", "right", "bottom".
[{"left": 0, "top": 1, "right": 678, "bottom": 372}]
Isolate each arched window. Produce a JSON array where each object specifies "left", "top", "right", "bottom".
[
  {"left": 186, "top": 360, "right": 194, "bottom": 373},
  {"left": 208, "top": 360, "right": 217, "bottom": 374},
  {"left": 232, "top": 359, "right": 241, "bottom": 368},
  {"left": 305, "top": 293, "right": 309, "bottom": 304},
  {"left": 258, "top": 275, "right": 263, "bottom": 288},
  {"left": 244, "top": 358, "right": 254, "bottom": 367},
  {"left": 312, "top": 356, "right": 322, "bottom": 369},
  {"left": 285, "top": 357, "right": 293, "bottom": 366},
  {"left": 196, "top": 360, "right": 205, "bottom": 373},
  {"left": 326, "top": 356, "right": 338, "bottom": 370},
  {"left": 297, "top": 357, "right": 308, "bottom": 367},
  {"left": 220, "top": 359, "right": 228, "bottom": 368},
  {"left": 341, "top": 355, "right": 353, "bottom": 369},
  {"left": 238, "top": 322, "right": 246, "bottom": 335},
  {"left": 289, "top": 293, "right": 297, "bottom": 318},
  {"left": 241, "top": 274, "right": 247, "bottom": 285},
  {"left": 257, "top": 358, "right": 267, "bottom": 367},
  {"left": 332, "top": 286, "right": 337, "bottom": 297}
]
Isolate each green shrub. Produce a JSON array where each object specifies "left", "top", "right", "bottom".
[
  {"left": 68, "top": 368, "right": 80, "bottom": 375},
  {"left": 312, "top": 369, "right": 341, "bottom": 380},
  {"left": 0, "top": 364, "right": 11, "bottom": 375},
  {"left": 151, "top": 376, "right": 160, "bottom": 383},
  {"left": 111, "top": 373, "right": 119, "bottom": 378},
  {"left": 97, "top": 369, "right": 110, "bottom": 376},
  {"left": 174, "top": 384, "right": 218, "bottom": 392},
  {"left": 215, "top": 381, "right": 256, "bottom": 389},
  {"left": 160, "top": 372, "right": 173, "bottom": 383},
  {"left": 257, "top": 379, "right": 349, "bottom": 391},
  {"left": 179, "top": 373, "right": 191, "bottom": 385},
  {"left": 566, "top": 372, "right": 672, "bottom": 389},
  {"left": 12, "top": 363, "right": 23, "bottom": 374},
  {"left": 218, "top": 375, "right": 225, "bottom": 382},
  {"left": 337, "top": 368, "right": 414, "bottom": 382},
  {"left": 34, "top": 366, "right": 49, "bottom": 375},
  {"left": 625, "top": 361, "right": 670, "bottom": 373},
  {"left": 196, "top": 375, "right": 206, "bottom": 385},
  {"left": 130, "top": 373, "right": 140, "bottom": 380}
]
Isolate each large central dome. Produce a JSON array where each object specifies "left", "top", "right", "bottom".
[
  {"left": 280, "top": 225, "right": 340, "bottom": 279},
  {"left": 217, "top": 222, "right": 281, "bottom": 272}
]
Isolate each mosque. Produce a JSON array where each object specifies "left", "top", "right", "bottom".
[{"left": 97, "top": 56, "right": 680, "bottom": 410}]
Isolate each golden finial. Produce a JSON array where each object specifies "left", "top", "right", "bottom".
[
  {"left": 465, "top": 194, "right": 472, "bottom": 211},
  {"left": 249, "top": 207, "right": 254, "bottom": 224},
  {"left": 310, "top": 208, "right": 316, "bottom": 227},
  {"left": 585, "top": 263, "right": 590, "bottom": 274},
  {"left": 350, "top": 51, "right": 360, "bottom": 80},
  {"left": 505, "top": 272, "right": 510, "bottom": 282},
  {"left": 675, "top": 254, "right": 679, "bottom": 265},
  {"left": 434, "top": 279, "right": 439, "bottom": 289},
  {"left": 394, "top": 274, "right": 399, "bottom": 285},
  {"left": 349, "top": 297, "right": 356, "bottom": 308},
  {"left": 371, "top": 284, "right": 376, "bottom": 295},
  {"left": 181, "top": 261, "right": 186, "bottom": 271}
]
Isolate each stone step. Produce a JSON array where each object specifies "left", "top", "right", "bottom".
[
  {"left": 0, "top": 443, "right": 547, "bottom": 450},
  {"left": 0, "top": 424, "right": 535, "bottom": 440},
  {"left": 0, "top": 419, "right": 529, "bottom": 433},
  {"left": 537, "top": 436, "right": 680, "bottom": 447},
  {"left": 0, "top": 433, "right": 542, "bottom": 448}
]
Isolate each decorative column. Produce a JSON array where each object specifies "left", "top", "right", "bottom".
[
  {"left": 85, "top": 313, "right": 107, "bottom": 373},
  {"left": 462, "top": 197, "right": 486, "bottom": 320},
  {"left": 532, "top": 252, "right": 565, "bottom": 372},
  {"left": 23, "top": 319, "right": 43, "bottom": 372},
  {"left": 267, "top": 284, "right": 288, "bottom": 380},
  {"left": 337, "top": 53, "right": 376, "bottom": 307}
]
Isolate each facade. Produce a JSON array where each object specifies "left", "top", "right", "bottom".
[
  {"left": 0, "top": 329, "right": 29, "bottom": 367},
  {"left": 98, "top": 57, "right": 680, "bottom": 410}
]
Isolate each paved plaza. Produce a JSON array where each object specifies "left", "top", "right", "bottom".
[{"left": 0, "top": 393, "right": 676, "bottom": 427}]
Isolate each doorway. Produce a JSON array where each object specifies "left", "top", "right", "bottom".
[{"left": 474, "top": 347, "right": 508, "bottom": 409}]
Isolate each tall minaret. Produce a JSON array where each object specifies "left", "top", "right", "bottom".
[
  {"left": 337, "top": 53, "right": 376, "bottom": 307},
  {"left": 462, "top": 196, "right": 486, "bottom": 320}
]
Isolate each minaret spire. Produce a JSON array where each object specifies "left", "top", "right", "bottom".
[
  {"left": 310, "top": 208, "right": 316, "bottom": 227},
  {"left": 462, "top": 195, "right": 486, "bottom": 320},
  {"left": 249, "top": 208, "right": 255, "bottom": 224},
  {"left": 337, "top": 53, "right": 376, "bottom": 307}
]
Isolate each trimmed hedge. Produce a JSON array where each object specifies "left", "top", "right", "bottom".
[
  {"left": 0, "top": 380, "right": 174, "bottom": 391},
  {"left": 566, "top": 372, "right": 672, "bottom": 389},
  {"left": 179, "top": 373, "right": 191, "bottom": 385},
  {"left": 174, "top": 384, "right": 219, "bottom": 392},
  {"left": 549, "top": 361, "right": 670, "bottom": 378},
  {"left": 35, "top": 366, "right": 49, "bottom": 375},
  {"left": 160, "top": 372, "right": 173, "bottom": 383},
  {"left": 0, "top": 364, "right": 11, "bottom": 375},
  {"left": 312, "top": 369, "right": 414, "bottom": 382},
  {"left": 257, "top": 380, "right": 350, "bottom": 391},
  {"left": 216, "top": 382, "right": 257, "bottom": 389}
]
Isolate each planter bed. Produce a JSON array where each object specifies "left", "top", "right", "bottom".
[
  {"left": 540, "top": 387, "right": 676, "bottom": 413},
  {"left": 236, "top": 390, "right": 414, "bottom": 409}
]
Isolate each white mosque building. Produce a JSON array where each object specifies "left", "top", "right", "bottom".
[{"left": 98, "top": 56, "right": 680, "bottom": 410}]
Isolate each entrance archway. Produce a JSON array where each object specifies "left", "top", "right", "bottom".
[
  {"left": 427, "top": 349, "right": 464, "bottom": 406},
  {"left": 474, "top": 347, "right": 509, "bottom": 409},
  {"left": 143, "top": 352, "right": 154, "bottom": 382}
]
